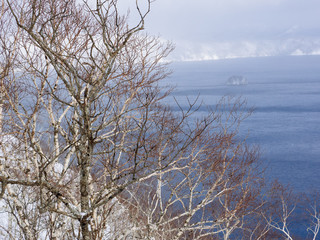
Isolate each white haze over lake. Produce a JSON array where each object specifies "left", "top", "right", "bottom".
[{"left": 119, "top": 0, "right": 320, "bottom": 61}]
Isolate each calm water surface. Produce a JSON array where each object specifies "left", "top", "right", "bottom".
[{"left": 163, "top": 55, "right": 320, "bottom": 192}]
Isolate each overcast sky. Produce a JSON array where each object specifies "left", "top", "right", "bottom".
[{"left": 121, "top": 0, "right": 320, "bottom": 61}]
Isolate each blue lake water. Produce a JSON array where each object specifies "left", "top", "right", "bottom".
[{"left": 163, "top": 55, "right": 320, "bottom": 193}]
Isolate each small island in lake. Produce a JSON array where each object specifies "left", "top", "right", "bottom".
[{"left": 227, "top": 75, "right": 248, "bottom": 85}]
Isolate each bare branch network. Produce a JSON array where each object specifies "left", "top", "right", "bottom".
[{"left": 0, "top": 0, "right": 319, "bottom": 239}]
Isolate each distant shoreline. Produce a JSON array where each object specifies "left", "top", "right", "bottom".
[{"left": 171, "top": 54, "right": 320, "bottom": 64}]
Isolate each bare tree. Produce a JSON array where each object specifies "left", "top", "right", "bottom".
[
  {"left": 0, "top": 0, "right": 173, "bottom": 238},
  {"left": 0, "top": 0, "right": 21, "bottom": 133},
  {"left": 114, "top": 99, "right": 268, "bottom": 240},
  {"left": 0, "top": 0, "right": 295, "bottom": 240},
  {"left": 257, "top": 183, "right": 320, "bottom": 240},
  {"left": 261, "top": 183, "right": 296, "bottom": 240},
  {"left": 307, "top": 200, "right": 320, "bottom": 240}
]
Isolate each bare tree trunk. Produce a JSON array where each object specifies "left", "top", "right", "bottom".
[
  {"left": 80, "top": 149, "right": 92, "bottom": 240},
  {"left": 0, "top": 81, "right": 3, "bottom": 132},
  {"left": 80, "top": 160, "right": 91, "bottom": 240}
]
